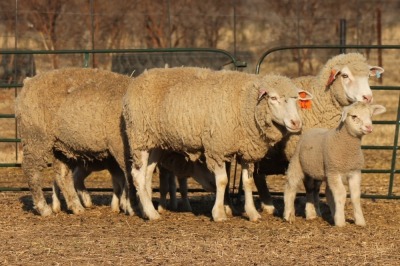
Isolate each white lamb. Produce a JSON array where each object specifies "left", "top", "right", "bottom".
[
  {"left": 123, "top": 67, "right": 311, "bottom": 221},
  {"left": 283, "top": 102, "right": 386, "bottom": 227}
]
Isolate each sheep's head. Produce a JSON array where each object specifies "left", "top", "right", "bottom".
[
  {"left": 257, "top": 76, "right": 311, "bottom": 133},
  {"left": 324, "top": 53, "right": 384, "bottom": 106},
  {"left": 340, "top": 102, "right": 386, "bottom": 137}
]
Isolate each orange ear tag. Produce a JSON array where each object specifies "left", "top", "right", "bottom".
[{"left": 298, "top": 91, "right": 312, "bottom": 109}]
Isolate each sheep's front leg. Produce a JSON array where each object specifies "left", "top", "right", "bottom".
[
  {"left": 132, "top": 150, "right": 160, "bottom": 220},
  {"left": 253, "top": 172, "right": 275, "bottom": 214},
  {"left": 283, "top": 156, "right": 303, "bottom": 223},
  {"left": 348, "top": 170, "right": 366, "bottom": 226},
  {"left": 212, "top": 164, "right": 228, "bottom": 222},
  {"left": 327, "top": 173, "right": 347, "bottom": 227},
  {"left": 52, "top": 181, "right": 61, "bottom": 213},
  {"left": 242, "top": 162, "right": 261, "bottom": 222}
]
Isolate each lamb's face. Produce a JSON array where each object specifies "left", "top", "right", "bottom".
[
  {"left": 342, "top": 102, "right": 386, "bottom": 137},
  {"left": 264, "top": 89, "right": 302, "bottom": 133},
  {"left": 329, "top": 65, "right": 384, "bottom": 105}
]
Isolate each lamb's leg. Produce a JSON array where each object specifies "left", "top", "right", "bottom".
[
  {"left": 325, "top": 184, "right": 335, "bottom": 219},
  {"left": 167, "top": 173, "right": 178, "bottom": 211},
  {"left": 253, "top": 172, "right": 275, "bottom": 215},
  {"left": 157, "top": 166, "right": 170, "bottom": 213},
  {"left": 73, "top": 167, "right": 93, "bottom": 208},
  {"left": 327, "top": 174, "right": 347, "bottom": 227},
  {"left": 303, "top": 175, "right": 319, "bottom": 220},
  {"left": 52, "top": 181, "right": 61, "bottom": 213},
  {"left": 348, "top": 170, "right": 366, "bottom": 226},
  {"left": 283, "top": 155, "right": 303, "bottom": 223},
  {"left": 177, "top": 177, "right": 192, "bottom": 212},
  {"left": 241, "top": 162, "right": 261, "bottom": 222},
  {"left": 212, "top": 164, "right": 229, "bottom": 222},
  {"left": 132, "top": 150, "right": 160, "bottom": 220},
  {"left": 53, "top": 161, "right": 85, "bottom": 215}
]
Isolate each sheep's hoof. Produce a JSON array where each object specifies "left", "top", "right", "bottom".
[
  {"left": 146, "top": 210, "right": 161, "bottom": 220},
  {"left": 178, "top": 200, "right": 193, "bottom": 213},
  {"left": 212, "top": 207, "right": 228, "bottom": 222},
  {"left": 157, "top": 205, "right": 167, "bottom": 214},
  {"left": 248, "top": 212, "right": 262, "bottom": 222},
  {"left": 52, "top": 202, "right": 61, "bottom": 214},
  {"left": 261, "top": 203, "right": 275, "bottom": 215},
  {"left": 283, "top": 212, "right": 295, "bottom": 224},
  {"left": 39, "top": 205, "right": 54, "bottom": 217},
  {"left": 355, "top": 219, "right": 366, "bottom": 227},
  {"left": 71, "top": 204, "right": 85, "bottom": 215}
]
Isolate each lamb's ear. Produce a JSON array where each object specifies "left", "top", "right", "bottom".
[
  {"left": 327, "top": 68, "right": 340, "bottom": 87},
  {"left": 340, "top": 105, "right": 350, "bottom": 122},
  {"left": 369, "top": 66, "right": 384, "bottom": 78},
  {"left": 371, "top": 104, "right": 386, "bottom": 116}
]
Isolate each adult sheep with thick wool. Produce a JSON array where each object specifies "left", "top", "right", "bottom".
[
  {"left": 283, "top": 102, "right": 386, "bottom": 227},
  {"left": 15, "top": 68, "right": 135, "bottom": 216},
  {"left": 253, "top": 53, "right": 384, "bottom": 214},
  {"left": 123, "top": 67, "right": 310, "bottom": 221}
]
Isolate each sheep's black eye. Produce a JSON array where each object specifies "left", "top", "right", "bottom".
[
  {"left": 351, "top": 115, "right": 360, "bottom": 122},
  {"left": 270, "top": 96, "right": 278, "bottom": 101},
  {"left": 342, "top": 74, "right": 349, "bottom": 78}
]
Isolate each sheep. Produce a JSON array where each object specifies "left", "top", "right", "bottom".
[
  {"left": 123, "top": 67, "right": 311, "bottom": 221},
  {"left": 15, "top": 68, "right": 135, "bottom": 216},
  {"left": 253, "top": 53, "right": 384, "bottom": 214},
  {"left": 52, "top": 159, "right": 129, "bottom": 214},
  {"left": 283, "top": 102, "right": 386, "bottom": 227},
  {"left": 157, "top": 151, "right": 216, "bottom": 213}
]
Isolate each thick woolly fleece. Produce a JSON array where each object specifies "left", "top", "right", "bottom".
[
  {"left": 258, "top": 53, "right": 376, "bottom": 172},
  {"left": 15, "top": 68, "right": 133, "bottom": 215},
  {"left": 123, "top": 67, "right": 298, "bottom": 171}
]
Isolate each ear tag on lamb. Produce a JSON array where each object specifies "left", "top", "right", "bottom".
[
  {"left": 327, "top": 69, "right": 338, "bottom": 86},
  {"left": 376, "top": 72, "right": 381, "bottom": 78}
]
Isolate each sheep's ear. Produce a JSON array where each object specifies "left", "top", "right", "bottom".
[
  {"left": 371, "top": 104, "right": 386, "bottom": 116},
  {"left": 298, "top": 89, "right": 313, "bottom": 100},
  {"left": 327, "top": 68, "right": 340, "bottom": 87},
  {"left": 258, "top": 88, "right": 268, "bottom": 101},
  {"left": 369, "top": 66, "right": 384, "bottom": 78},
  {"left": 340, "top": 106, "right": 350, "bottom": 122}
]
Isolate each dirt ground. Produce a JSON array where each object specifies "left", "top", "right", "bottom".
[{"left": 0, "top": 168, "right": 399, "bottom": 265}]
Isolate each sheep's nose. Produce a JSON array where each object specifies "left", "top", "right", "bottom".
[
  {"left": 363, "top": 95, "right": 373, "bottom": 103},
  {"left": 291, "top": 119, "right": 302, "bottom": 130},
  {"left": 364, "top": 125, "right": 373, "bottom": 133}
]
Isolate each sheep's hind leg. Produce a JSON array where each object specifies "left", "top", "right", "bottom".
[
  {"left": 242, "top": 162, "right": 261, "bottom": 222},
  {"left": 53, "top": 161, "right": 85, "bottom": 215},
  {"left": 348, "top": 170, "right": 366, "bottom": 226},
  {"left": 73, "top": 167, "right": 93, "bottom": 208},
  {"left": 177, "top": 177, "right": 192, "bottom": 212},
  {"left": 132, "top": 150, "right": 160, "bottom": 220},
  {"left": 52, "top": 181, "right": 62, "bottom": 213},
  {"left": 157, "top": 166, "right": 170, "bottom": 213},
  {"left": 212, "top": 164, "right": 229, "bottom": 222},
  {"left": 25, "top": 166, "right": 53, "bottom": 216}
]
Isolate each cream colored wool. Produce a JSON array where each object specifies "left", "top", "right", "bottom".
[
  {"left": 15, "top": 68, "right": 133, "bottom": 216},
  {"left": 123, "top": 67, "right": 297, "bottom": 171}
]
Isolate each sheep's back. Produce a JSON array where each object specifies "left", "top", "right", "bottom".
[{"left": 125, "top": 67, "right": 259, "bottom": 161}]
